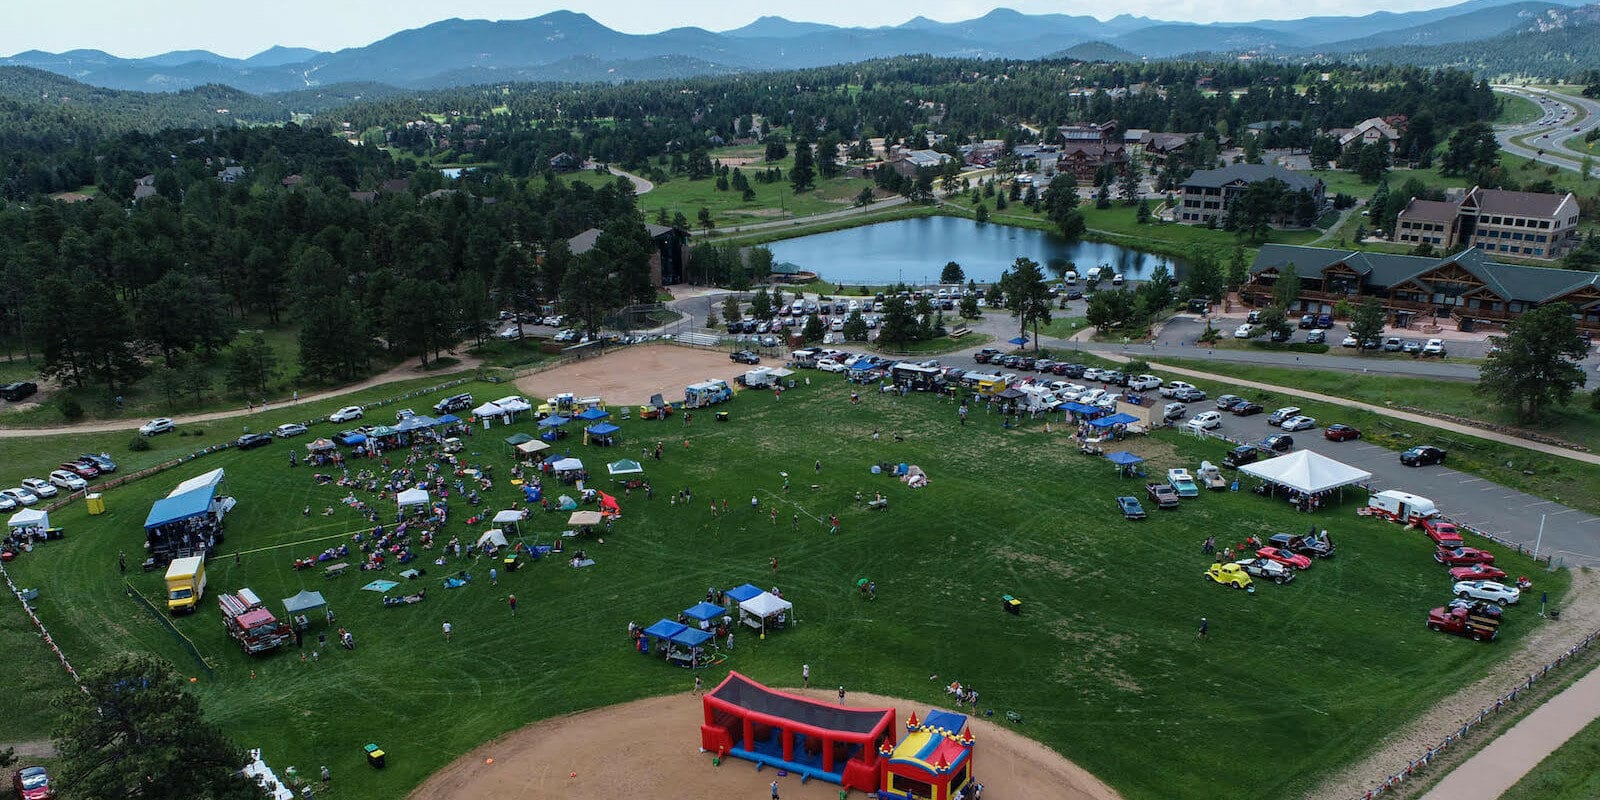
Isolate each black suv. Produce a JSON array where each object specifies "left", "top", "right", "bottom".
[
  {"left": 0, "top": 381, "right": 37, "bottom": 401},
  {"left": 730, "top": 350, "right": 761, "bottom": 365},
  {"left": 1222, "top": 445, "right": 1259, "bottom": 468},
  {"left": 433, "top": 393, "right": 474, "bottom": 414},
  {"left": 235, "top": 433, "right": 274, "bottom": 450}
]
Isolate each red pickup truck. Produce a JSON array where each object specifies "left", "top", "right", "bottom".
[{"left": 1427, "top": 605, "right": 1499, "bottom": 642}]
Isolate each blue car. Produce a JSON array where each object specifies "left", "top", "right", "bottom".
[{"left": 1117, "top": 496, "right": 1147, "bottom": 520}]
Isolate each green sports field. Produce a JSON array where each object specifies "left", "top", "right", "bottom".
[{"left": 0, "top": 371, "right": 1567, "bottom": 799}]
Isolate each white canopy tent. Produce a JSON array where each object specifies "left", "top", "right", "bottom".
[
  {"left": 494, "top": 396, "right": 533, "bottom": 414},
  {"left": 169, "top": 467, "right": 225, "bottom": 497},
  {"left": 607, "top": 459, "right": 644, "bottom": 476},
  {"left": 738, "top": 591, "right": 794, "bottom": 631},
  {"left": 7, "top": 507, "right": 49, "bottom": 530},
  {"left": 396, "top": 487, "right": 430, "bottom": 508},
  {"left": 567, "top": 510, "right": 604, "bottom": 527},
  {"left": 471, "top": 401, "right": 503, "bottom": 418},
  {"left": 552, "top": 457, "right": 584, "bottom": 472},
  {"left": 475, "top": 529, "right": 508, "bottom": 550},
  {"left": 516, "top": 439, "right": 550, "bottom": 457},
  {"left": 1238, "top": 450, "right": 1372, "bottom": 494},
  {"left": 493, "top": 509, "right": 526, "bottom": 524}
]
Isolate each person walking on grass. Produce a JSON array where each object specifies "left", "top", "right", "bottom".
[
  {"left": 803, "top": 663, "right": 810, "bottom": 689},
  {"left": 508, "top": 594, "right": 518, "bottom": 615},
  {"left": 443, "top": 621, "right": 453, "bottom": 641},
  {"left": 694, "top": 675, "right": 703, "bottom": 696},
  {"left": 1198, "top": 618, "right": 1208, "bottom": 639}
]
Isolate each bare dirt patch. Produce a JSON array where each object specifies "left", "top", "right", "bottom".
[
  {"left": 408, "top": 690, "right": 1122, "bottom": 800},
  {"left": 514, "top": 345, "right": 750, "bottom": 407}
]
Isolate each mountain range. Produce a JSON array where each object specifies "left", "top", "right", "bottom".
[{"left": 2, "top": 1, "right": 1597, "bottom": 94}]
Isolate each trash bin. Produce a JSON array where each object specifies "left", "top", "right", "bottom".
[
  {"left": 364, "top": 744, "right": 385, "bottom": 769},
  {"left": 504, "top": 555, "right": 520, "bottom": 573},
  {"left": 86, "top": 493, "right": 105, "bottom": 515}
]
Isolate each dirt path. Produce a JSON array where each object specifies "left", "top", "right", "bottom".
[
  {"left": 1420, "top": 664, "right": 1600, "bottom": 800},
  {"left": 514, "top": 345, "right": 751, "bottom": 407},
  {"left": 408, "top": 690, "right": 1122, "bottom": 800},
  {"left": 1309, "top": 569, "right": 1600, "bottom": 800},
  {"left": 586, "top": 161, "right": 654, "bottom": 195},
  {"left": 0, "top": 740, "right": 57, "bottom": 759},
  {"left": 0, "top": 354, "right": 482, "bottom": 439}
]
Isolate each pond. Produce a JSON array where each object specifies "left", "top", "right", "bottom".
[{"left": 764, "top": 216, "right": 1182, "bottom": 286}]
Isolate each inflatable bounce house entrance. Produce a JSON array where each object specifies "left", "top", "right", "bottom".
[
  {"left": 880, "top": 709, "right": 975, "bottom": 799},
  {"left": 701, "top": 672, "right": 895, "bottom": 792}
]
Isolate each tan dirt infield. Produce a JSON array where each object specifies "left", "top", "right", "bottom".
[
  {"left": 515, "top": 345, "right": 757, "bottom": 407},
  {"left": 409, "top": 690, "right": 1122, "bottom": 800}
]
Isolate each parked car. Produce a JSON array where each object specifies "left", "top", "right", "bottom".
[
  {"left": 1402, "top": 340, "right": 1423, "bottom": 354},
  {"left": 1324, "top": 424, "right": 1361, "bottom": 442},
  {"left": 13, "top": 765, "right": 53, "bottom": 800},
  {"left": 1401, "top": 445, "right": 1447, "bottom": 467},
  {"left": 1382, "top": 337, "right": 1403, "bottom": 352},
  {"left": 1231, "top": 401, "right": 1264, "bottom": 416},
  {"left": 1422, "top": 518, "right": 1465, "bottom": 547},
  {"left": 1205, "top": 562, "right": 1253, "bottom": 589},
  {"left": 0, "top": 487, "right": 40, "bottom": 506},
  {"left": 235, "top": 432, "right": 274, "bottom": 450},
  {"left": 1435, "top": 546, "right": 1496, "bottom": 566},
  {"left": 1163, "top": 402, "right": 1188, "bottom": 421},
  {"left": 1280, "top": 415, "right": 1317, "bottom": 432},
  {"left": 0, "top": 495, "right": 14, "bottom": 512},
  {"left": 1146, "top": 482, "right": 1180, "bottom": 509},
  {"left": 1260, "top": 434, "right": 1294, "bottom": 454},
  {"left": 1222, "top": 445, "right": 1259, "bottom": 468},
  {"left": 20, "top": 478, "right": 58, "bottom": 498},
  {"left": 1057, "top": 363, "right": 1087, "bottom": 378},
  {"left": 433, "top": 393, "right": 474, "bottom": 414},
  {"left": 1117, "top": 496, "right": 1146, "bottom": 520},
  {"left": 1233, "top": 323, "right": 1255, "bottom": 339},
  {"left": 139, "top": 417, "right": 175, "bottom": 435},
  {"left": 1454, "top": 580, "right": 1520, "bottom": 605},
  {"left": 1448, "top": 598, "right": 1504, "bottom": 618},
  {"left": 1234, "top": 557, "right": 1296, "bottom": 585},
  {"left": 1422, "top": 338, "right": 1447, "bottom": 357},
  {"left": 1128, "top": 374, "right": 1161, "bottom": 391},
  {"left": 1267, "top": 407, "right": 1301, "bottom": 426},
  {"left": 1316, "top": 314, "right": 1333, "bottom": 328},
  {"left": 329, "top": 405, "right": 364, "bottom": 423},
  {"left": 816, "top": 359, "right": 845, "bottom": 373},
  {"left": 274, "top": 423, "right": 308, "bottom": 438},
  {"left": 1167, "top": 468, "right": 1200, "bottom": 496},
  {"left": 1341, "top": 334, "right": 1359, "bottom": 347},
  {"left": 1186, "top": 411, "right": 1222, "bottom": 430},
  {"left": 730, "top": 350, "right": 761, "bottom": 365},
  {"left": 1158, "top": 381, "right": 1197, "bottom": 398},
  {"left": 1449, "top": 563, "right": 1508, "bottom": 582},
  {"left": 1171, "top": 387, "right": 1207, "bottom": 402},
  {"left": 58, "top": 462, "right": 98, "bottom": 479},
  {"left": 0, "top": 381, "right": 38, "bottom": 401},
  {"left": 1256, "top": 546, "right": 1312, "bottom": 570},
  {"left": 1269, "top": 531, "right": 1335, "bottom": 559},
  {"left": 79, "top": 453, "right": 116, "bottom": 472},
  {"left": 974, "top": 348, "right": 1002, "bottom": 364},
  {"left": 1306, "top": 329, "right": 1326, "bottom": 344},
  {"left": 1215, "top": 394, "right": 1244, "bottom": 411},
  {"left": 1298, "top": 314, "right": 1317, "bottom": 329}
]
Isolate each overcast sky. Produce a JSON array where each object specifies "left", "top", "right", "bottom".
[{"left": 4, "top": 0, "right": 1477, "bottom": 58}]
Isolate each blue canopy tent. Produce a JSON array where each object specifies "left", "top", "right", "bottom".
[
  {"left": 336, "top": 431, "right": 367, "bottom": 446},
  {"left": 1090, "top": 413, "right": 1140, "bottom": 429},
  {"left": 395, "top": 415, "right": 439, "bottom": 432},
  {"left": 576, "top": 407, "right": 610, "bottom": 421},
  {"left": 684, "top": 602, "right": 725, "bottom": 624},
  {"left": 144, "top": 484, "right": 218, "bottom": 529},
  {"left": 642, "top": 619, "right": 686, "bottom": 653},
  {"left": 585, "top": 422, "right": 620, "bottom": 442},
  {"left": 1008, "top": 336, "right": 1029, "bottom": 346},
  {"left": 1105, "top": 450, "right": 1146, "bottom": 478},
  {"left": 436, "top": 414, "right": 461, "bottom": 425},
  {"left": 1062, "top": 402, "right": 1104, "bottom": 416},
  {"left": 670, "top": 628, "right": 713, "bottom": 648},
  {"left": 725, "top": 583, "right": 764, "bottom": 603},
  {"left": 539, "top": 415, "right": 570, "bottom": 428}
]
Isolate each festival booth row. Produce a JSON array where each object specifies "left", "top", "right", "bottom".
[{"left": 142, "top": 468, "right": 233, "bottom": 566}]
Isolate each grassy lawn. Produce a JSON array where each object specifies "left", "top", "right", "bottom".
[
  {"left": 0, "top": 370, "right": 1572, "bottom": 800},
  {"left": 1035, "top": 316, "right": 1090, "bottom": 339},
  {"left": 570, "top": 158, "right": 878, "bottom": 229},
  {"left": 1134, "top": 356, "right": 1600, "bottom": 516},
  {"left": 465, "top": 338, "right": 556, "bottom": 370},
  {"left": 1500, "top": 713, "right": 1600, "bottom": 800},
  {"left": 870, "top": 332, "right": 993, "bottom": 355},
  {"left": 1496, "top": 93, "right": 1544, "bottom": 125},
  {"left": 974, "top": 201, "right": 1316, "bottom": 263}
]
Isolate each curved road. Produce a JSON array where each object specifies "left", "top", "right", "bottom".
[{"left": 1493, "top": 85, "right": 1600, "bottom": 171}]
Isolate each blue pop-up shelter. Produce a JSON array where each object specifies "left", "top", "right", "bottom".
[
  {"left": 1090, "top": 413, "right": 1140, "bottom": 429},
  {"left": 684, "top": 602, "right": 725, "bottom": 624},
  {"left": 395, "top": 414, "right": 439, "bottom": 432},
  {"left": 671, "top": 627, "right": 713, "bottom": 648},
  {"left": 576, "top": 407, "right": 610, "bottom": 421},
  {"left": 1105, "top": 450, "right": 1146, "bottom": 478},
  {"left": 725, "top": 583, "right": 764, "bottom": 603},
  {"left": 539, "top": 415, "right": 571, "bottom": 428},
  {"left": 642, "top": 618, "right": 686, "bottom": 653},
  {"left": 144, "top": 468, "right": 225, "bottom": 529},
  {"left": 585, "top": 422, "right": 620, "bottom": 437}
]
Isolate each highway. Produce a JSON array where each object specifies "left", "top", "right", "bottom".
[{"left": 1492, "top": 84, "right": 1600, "bottom": 172}]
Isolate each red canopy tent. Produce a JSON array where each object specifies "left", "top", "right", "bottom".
[{"left": 700, "top": 671, "right": 896, "bottom": 791}]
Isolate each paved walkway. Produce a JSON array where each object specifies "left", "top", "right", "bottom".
[
  {"left": 585, "top": 162, "right": 654, "bottom": 195},
  {"left": 1421, "top": 664, "right": 1600, "bottom": 800}
]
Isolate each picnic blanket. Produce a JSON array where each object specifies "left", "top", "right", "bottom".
[
  {"left": 361, "top": 580, "right": 400, "bottom": 592},
  {"left": 399, "top": 569, "right": 421, "bottom": 579},
  {"left": 571, "top": 558, "right": 596, "bottom": 568}
]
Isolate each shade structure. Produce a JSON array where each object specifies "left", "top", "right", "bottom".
[
  {"left": 1104, "top": 451, "right": 1144, "bottom": 466},
  {"left": 169, "top": 468, "right": 225, "bottom": 497},
  {"left": 1008, "top": 336, "right": 1029, "bottom": 345},
  {"left": 643, "top": 618, "right": 687, "bottom": 641},
  {"left": 504, "top": 432, "right": 535, "bottom": 446},
  {"left": 607, "top": 459, "right": 644, "bottom": 476},
  {"left": 538, "top": 415, "right": 571, "bottom": 428},
  {"left": 1062, "top": 402, "right": 1103, "bottom": 415},
  {"left": 144, "top": 484, "right": 218, "bottom": 529},
  {"left": 576, "top": 407, "right": 610, "bottom": 421},
  {"left": 725, "top": 583, "right": 764, "bottom": 603},
  {"left": 1238, "top": 449, "right": 1373, "bottom": 494},
  {"left": 306, "top": 438, "right": 337, "bottom": 452},
  {"left": 1090, "top": 413, "right": 1140, "bottom": 428},
  {"left": 684, "top": 601, "right": 725, "bottom": 622},
  {"left": 739, "top": 591, "right": 793, "bottom": 623},
  {"left": 396, "top": 487, "right": 430, "bottom": 508},
  {"left": 395, "top": 415, "right": 438, "bottom": 432},
  {"left": 494, "top": 397, "right": 533, "bottom": 414},
  {"left": 670, "top": 627, "right": 713, "bottom": 648},
  {"left": 493, "top": 509, "right": 526, "bottom": 524},
  {"left": 567, "top": 510, "right": 604, "bottom": 526},
  {"left": 8, "top": 508, "right": 48, "bottom": 530},
  {"left": 516, "top": 439, "right": 550, "bottom": 457},
  {"left": 473, "top": 401, "right": 503, "bottom": 417},
  {"left": 475, "top": 529, "right": 508, "bottom": 549},
  {"left": 586, "top": 423, "right": 620, "bottom": 437},
  {"left": 552, "top": 457, "right": 584, "bottom": 472},
  {"left": 436, "top": 414, "right": 461, "bottom": 424},
  {"left": 282, "top": 589, "right": 327, "bottom": 617}
]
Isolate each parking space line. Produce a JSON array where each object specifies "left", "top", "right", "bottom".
[
  {"left": 1458, "top": 477, "right": 1483, "bottom": 484},
  {"left": 1544, "top": 509, "right": 1578, "bottom": 518}
]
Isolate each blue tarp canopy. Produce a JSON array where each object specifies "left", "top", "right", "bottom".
[
  {"left": 576, "top": 407, "right": 610, "bottom": 421},
  {"left": 848, "top": 360, "right": 878, "bottom": 371},
  {"left": 725, "top": 583, "right": 764, "bottom": 603},
  {"left": 643, "top": 619, "right": 687, "bottom": 640},
  {"left": 336, "top": 431, "right": 367, "bottom": 446},
  {"left": 539, "top": 415, "right": 571, "bottom": 428},
  {"left": 1105, "top": 451, "right": 1145, "bottom": 466},
  {"left": 144, "top": 485, "right": 217, "bottom": 529},
  {"left": 1062, "top": 402, "right": 1101, "bottom": 415},
  {"left": 586, "top": 423, "right": 620, "bottom": 436},
  {"left": 395, "top": 415, "right": 439, "bottom": 432},
  {"left": 669, "top": 628, "right": 714, "bottom": 648},
  {"left": 1008, "top": 336, "right": 1029, "bottom": 345},
  {"left": 436, "top": 414, "right": 461, "bottom": 424},
  {"left": 1090, "top": 413, "right": 1140, "bottom": 428},
  {"left": 684, "top": 602, "right": 725, "bottom": 622}
]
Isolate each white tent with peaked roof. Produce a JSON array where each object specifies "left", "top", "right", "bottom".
[{"left": 1238, "top": 450, "right": 1372, "bottom": 494}]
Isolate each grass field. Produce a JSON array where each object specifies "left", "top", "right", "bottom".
[
  {"left": 569, "top": 157, "right": 878, "bottom": 229},
  {"left": 1496, "top": 93, "right": 1544, "bottom": 125},
  {"left": 1500, "top": 713, "right": 1600, "bottom": 800},
  {"left": 1131, "top": 356, "right": 1600, "bottom": 517},
  {"left": 0, "top": 369, "right": 1570, "bottom": 800}
]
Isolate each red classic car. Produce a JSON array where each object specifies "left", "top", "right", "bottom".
[
  {"left": 1448, "top": 563, "right": 1508, "bottom": 582},
  {"left": 1255, "top": 546, "right": 1311, "bottom": 570},
  {"left": 1421, "top": 518, "right": 1464, "bottom": 547},
  {"left": 1435, "top": 546, "right": 1496, "bottom": 566}
]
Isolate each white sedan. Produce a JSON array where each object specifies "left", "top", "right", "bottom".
[
  {"left": 816, "top": 359, "right": 846, "bottom": 373},
  {"left": 139, "top": 417, "right": 175, "bottom": 435},
  {"left": 274, "top": 423, "right": 308, "bottom": 438},
  {"left": 1186, "top": 411, "right": 1223, "bottom": 430},
  {"left": 1280, "top": 415, "right": 1318, "bottom": 432},
  {"left": 1, "top": 487, "right": 40, "bottom": 506},
  {"left": 20, "top": 478, "right": 58, "bottom": 498},
  {"left": 329, "top": 405, "right": 364, "bottom": 423},
  {"left": 1423, "top": 338, "right": 1447, "bottom": 356},
  {"left": 1234, "top": 324, "right": 1254, "bottom": 339},
  {"left": 49, "top": 470, "right": 88, "bottom": 491},
  {"left": 1454, "top": 580, "right": 1520, "bottom": 605}
]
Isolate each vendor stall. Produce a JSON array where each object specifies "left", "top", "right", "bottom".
[
  {"left": 492, "top": 509, "right": 527, "bottom": 535},
  {"left": 725, "top": 583, "right": 764, "bottom": 604},
  {"left": 683, "top": 601, "right": 726, "bottom": 629},
  {"left": 584, "top": 422, "right": 620, "bottom": 447},
  {"left": 396, "top": 487, "right": 430, "bottom": 517},
  {"left": 576, "top": 407, "right": 611, "bottom": 422},
  {"left": 607, "top": 459, "right": 644, "bottom": 477},
  {"left": 739, "top": 591, "right": 793, "bottom": 634},
  {"left": 282, "top": 589, "right": 328, "bottom": 629}
]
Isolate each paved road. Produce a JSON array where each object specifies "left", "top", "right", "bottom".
[
  {"left": 1421, "top": 664, "right": 1600, "bottom": 800},
  {"left": 583, "top": 161, "right": 654, "bottom": 195},
  {"left": 1493, "top": 85, "right": 1600, "bottom": 171}
]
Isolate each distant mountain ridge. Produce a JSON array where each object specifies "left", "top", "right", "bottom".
[{"left": 1, "top": 0, "right": 1595, "bottom": 93}]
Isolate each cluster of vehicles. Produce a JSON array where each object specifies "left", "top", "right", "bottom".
[
  {"left": 1203, "top": 530, "right": 1337, "bottom": 590},
  {"left": 0, "top": 453, "right": 117, "bottom": 511},
  {"left": 1337, "top": 334, "right": 1448, "bottom": 356}
]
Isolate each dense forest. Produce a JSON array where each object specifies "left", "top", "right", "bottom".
[{"left": 0, "top": 124, "right": 659, "bottom": 396}]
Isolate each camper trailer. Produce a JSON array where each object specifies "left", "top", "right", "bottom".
[{"left": 1366, "top": 490, "right": 1440, "bottom": 524}]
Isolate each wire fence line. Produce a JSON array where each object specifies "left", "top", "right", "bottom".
[
  {"left": 124, "top": 581, "right": 215, "bottom": 679},
  {"left": 0, "top": 560, "right": 87, "bottom": 692}
]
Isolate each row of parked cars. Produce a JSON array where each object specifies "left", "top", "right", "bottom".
[
  {"left": 1, "top": 453, "right": 119, "bottom": 511},
  {"left": 1339, "top": 335, "right": 1448, "bottom": 356},
  {"left": 1412, "top": 516, "right": 1517, "bottom": 642}
]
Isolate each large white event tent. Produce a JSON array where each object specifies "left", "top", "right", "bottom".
[{"left": 1238, "top": 450, "right": 1372, "bottom": 494}]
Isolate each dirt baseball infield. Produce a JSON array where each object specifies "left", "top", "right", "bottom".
[
  {"left": 515, "top": 345, "right": 755, "bottom": 407},
  {"left": 409, "top": 690, "right": 1121, "bottom": 800}
]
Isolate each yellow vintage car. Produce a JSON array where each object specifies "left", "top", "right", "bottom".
[{"left": 1205, "top": 562, "right": 1253, "bottom": 590}]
